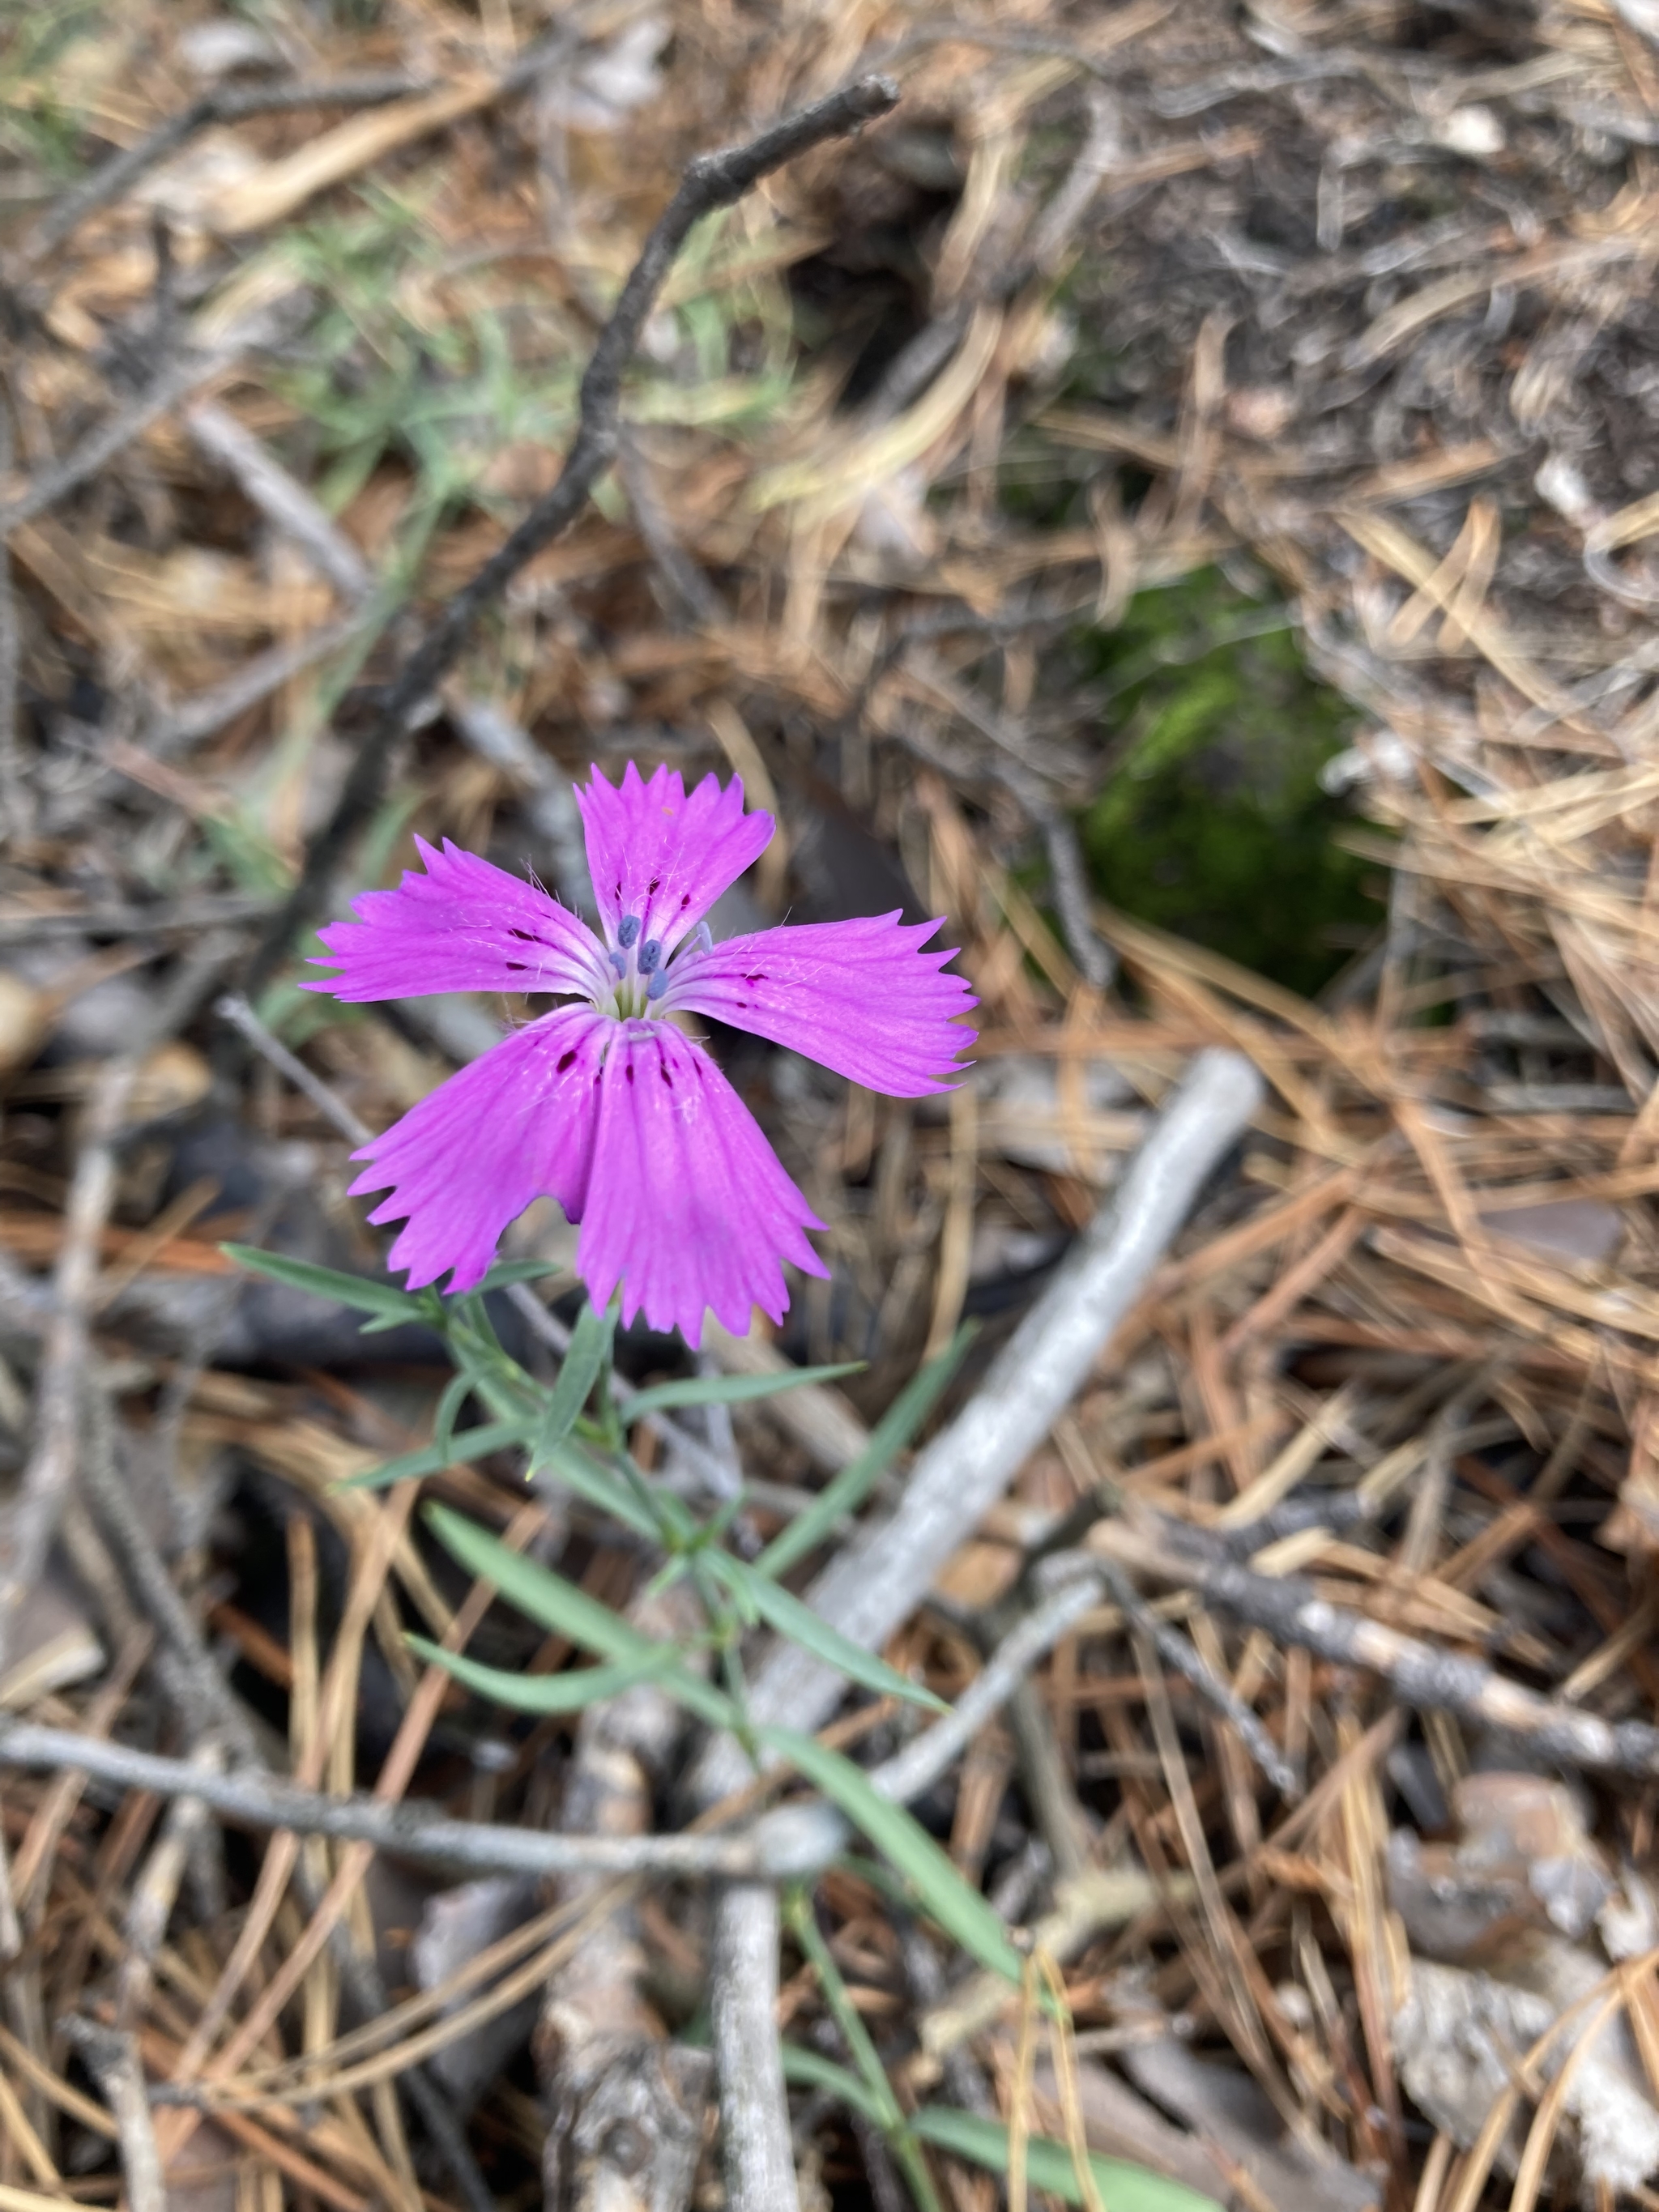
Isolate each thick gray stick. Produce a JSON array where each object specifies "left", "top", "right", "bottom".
[
  {"left": 62, "top": 2024, "right": 165, "bottom": 2212},
  {"left": 0, "top": 1722, "right": 832, "bottom": 1882},
  {"left": 698, "top": 1048, "right": 1262, "bottom": 1794},
  {"left": 710, "top": 1882, "right": 798, "bottom": 2212}
]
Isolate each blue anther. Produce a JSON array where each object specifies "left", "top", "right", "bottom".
[
  {"left": 646, "top": 968, "right": 670, "bottom": 1002},
  {"left": 638, "top": 938, "right": 663, "bottom": 974},
  {"left": 608, "top": 948, "right": 629, "bottom": 978},
  {"left": 617, "top": 914, "right": 642, "bottom": 948}
]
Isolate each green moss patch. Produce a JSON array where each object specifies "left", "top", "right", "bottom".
[{"left": 1075, "top": 569, "right": 1383, "bottom": 998}]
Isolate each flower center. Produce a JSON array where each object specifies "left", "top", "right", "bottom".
[{"left": 601, "top": 913, "right": 673, "bottom": 1018}]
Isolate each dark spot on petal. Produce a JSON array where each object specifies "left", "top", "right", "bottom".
[
  {"left": 505, "top": 961, "right": 527, "bottom": 973},
  {"left": 625, "top": 1063, "right": 635, "bottom": 1084},
  {"left": 557, "top": 1050, "right": 578, "bottom": 1073},
  {"left": 648, "top": 877, "right": 660, "bottom": 893},
  {"left": 680, "top": 893, "right": 691, "bottom": 907},
  {"left": 660, "top": 1064, "right": 673, "bottom": 1087},
  {"left": 744, "top": 972, "right": 766, "bottom": 984},
  {"left": 507, "top": 927, "right": 539, "bottom": 942}
]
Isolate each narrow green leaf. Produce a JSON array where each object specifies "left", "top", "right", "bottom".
[
  {"left": 406, "top": 1638, "right": 689, "bottom": 1714},
  {"left": 221, "top": 1243, "right": 424, "bottom": 1325},
  {"left": 531, "top": 1299, "right": 616, "bottom": 1464},
  {"left": 471, "top": 1259, "right": 569, "bottom": 1294},
  {"left": 908, "top": 2108, "right": 1223, "bottom": 2212},
  {"left": 532, "top": 1440, "right": 660, "bottom": 1540},
  {"left": 757, "top": 1326, "right": 975, "bottom": 1580},
  {"left": 710, "top": 1555, "right": 945, "bottom": 1715},
  {"left": 782, "top": 1888, "right": 903, "bottom": 2131},
  {"left": 778, "top": 2046, "right": 889, "bottom": 2129},
  {"left": 423, "top": 1505, "right": 734, "bottom": 1728},
  {"left": 431, "top": 1370, "right": 476, "bottom": 1464},
  {"left": 356, "top": 1305, "right": 432, "bottom": 1336},
  {"left": 758, "top": 1727, "right": 1021, "bottom": 1984},
  {"left": 621, "top": 1362, "right": 864, "bottom": 1421},
  {"left": 339, "top": 1417, "right": 530, "bottom": 1490}
]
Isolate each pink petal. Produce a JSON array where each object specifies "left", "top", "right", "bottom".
[
  {"left": 576, "top": 1021, "right": 826, "bottom": 1348},
  {"left": 665, "top": 914, "right": 977, "bottom": 1097},
  {"left": 576, "top": 764, "right": 772, "bottom": 953},
  {"left": 306, "top": 837, "right": 607, "bottom": 1002},
  {"left": 350, "top": 1007, "right": 608, "bottom": 1293}
]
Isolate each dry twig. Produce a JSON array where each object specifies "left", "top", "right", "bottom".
[
  {"left": 243, "top": 73, "right": 900, "bottom": 999},
  {"left": 699, "top": 1047, "right": 1265, "bottom": 1793},
  {"left": 0, "top": 937, "right": 232, "bottom": 1674}
]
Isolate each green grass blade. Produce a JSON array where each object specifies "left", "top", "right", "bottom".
[
  {"left": 471, "top": 1259, "right": 569, "bottom": 1293},
  {"left": 423, "top": 1505, "right": 733, "bottom": 1728},
  {"left": 782, "top": 1889, "right": 903, "bottom": 2131},
  {"left": 778, "top": 2046, "right": 889, "bottom": 2129},
  {"left": 339, "top": 1417, "right": 531, "bottom": 1490},
  {"left": 710, "top": 1556, "right": 945, "bottom": 1715},
  {"left": 757, "top": 1327, "right": 975, "bottom": 1580},
  {"left": 758, "top": 1728, "right": 1021, "bottom": 1984},
  {"left": 406, "top": 1638, "right": 690, "bottom": 1714},
  {"left": 221, "top": 1243, "right": 424, "bottom": 1325},
  {"left": 621, "top": 1362, "right": 864, "bottom": 1420},
  {"left": 531, "top": 1298, "right": 616, "bottom": 1463},
  {"left": 908, "top": 2108, "right": 1223, "bottom": 2212},
  {"left": 532, "top": 1439, "right": 660, "bottom": 1540}
]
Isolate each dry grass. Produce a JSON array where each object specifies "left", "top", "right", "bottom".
[{"left": 6, "top": 2, "right": 1659, "bottom": 2207}]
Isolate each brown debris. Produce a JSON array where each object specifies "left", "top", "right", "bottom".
[{"left": 6, "top": 2, "right": 1659, "bottom": 2209}]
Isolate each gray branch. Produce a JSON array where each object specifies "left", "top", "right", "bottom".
[
  {"left": 711, "top": 1883, "right": 800, "bottom": 2212},
  {"left": 696, "top": 1046, "right": 1265, "bottom": 1800},
  {"left": 0, "top": 1722, "right": 838, "bottom": 1882}
]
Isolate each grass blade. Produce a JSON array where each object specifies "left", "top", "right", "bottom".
[
  {"left": 472, "top": 1259, "right": 569, "bottom": 1292},
  {"left": 757, "top": 1326, "right": 974, "bottom": 1579},
  {"left": 778, "top": 2046, "right": 890, "bottom": 2129},
  {"left": 339, "top": 1417, "right": 531, "bottom": 1489},
  {"left": 759, "top": 1726, "right": 1021, "bottom": 1983},
  {"left": 531, "top": 1296, "right": 616, "bottom": 1463},
  {"left": 533, "top": 1439, "right": 662, "bottom": 1539},
  {"left": 621, "top": 1362, "right": 864, "bottom": 1420},
  {"left": 424, "top": 1504, "right": 733, "bottom": 1728},
  {"left": 406, "top": 1638, "right": 691, "bottom": 1714},
  {"left": 908, "top": 2109, "right": 1222, "bottom": 2212},
  {"left": 222, "top": 1243, "right": 425, "bottom": 1325},
  {"left": 710, "top": 1555, "right": 945, "bottom": 1714}
]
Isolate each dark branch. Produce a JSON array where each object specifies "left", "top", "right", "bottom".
[
  {"left": 1122, "top": 1522, "right": 1659, "bottom": 1781},
  {"left": 242, "top": 72, "right": 898, "bottom": 999}
]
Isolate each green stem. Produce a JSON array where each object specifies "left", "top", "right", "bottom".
[{"left": 782, "top": 1887, "right": 945, "bottom": 2212}]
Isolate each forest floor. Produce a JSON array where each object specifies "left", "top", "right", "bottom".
[{"left": 5, "top": 3, "right": 1659, "bottom": 2210}]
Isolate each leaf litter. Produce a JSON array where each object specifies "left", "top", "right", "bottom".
[{"left": 4, "top": 1, "right": 1659, "bottom": 2208}]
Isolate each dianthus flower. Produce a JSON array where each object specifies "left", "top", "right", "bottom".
[{"left": 308, "top": 762, "right": 976, "bottom": 1345}]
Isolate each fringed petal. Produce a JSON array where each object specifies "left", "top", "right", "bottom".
[
  {"left": 349, "top": 1006, "right": 608, "bottom": 1292},
  {"left": 666, "top": 914, "right": 977, "bottom": 1096},
  {"left": 307, "top": 837, "right": 607, "bottom": 1003},
  {"left": 576, "top": 1020, "right": 825, "bottom": 1347},
  {"left": 576, "top": 764, "right": 772, "bottom": 954}
]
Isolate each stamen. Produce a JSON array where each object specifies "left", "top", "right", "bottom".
[
  {"left": 618, "top": 914, "right": 642, "bottom": 948},
  {"left": 608, "top": 948, "right": 629, "bottom": 978},
  {"left": 646, "top": 968, "right": 669, "bottom": 1002},
  {"left": 693, "top": 921, "right": 714, "bottom": 957},
  {"left": 638, "top": 938, "right": 663, "bottom": 974}
]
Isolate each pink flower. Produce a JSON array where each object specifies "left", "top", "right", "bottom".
[{"left": 307, "top": 763, "right": 977, "bottom": 1345}]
